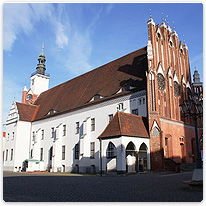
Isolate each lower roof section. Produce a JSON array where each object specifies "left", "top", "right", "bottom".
[{"left": 98, "top": 112, "right": 149, "bottom": 139}]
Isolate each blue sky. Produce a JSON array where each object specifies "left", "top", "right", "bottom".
[{"left": 3, "top": 3, "right": 203, "bottom": 128}]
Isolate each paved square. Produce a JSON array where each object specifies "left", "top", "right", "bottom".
[{"left": 3, "top": 171, "right": 203, "bottom": 202}]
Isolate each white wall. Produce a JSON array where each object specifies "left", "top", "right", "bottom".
[
  {"left": 101, "top": 136, "right": 150, "bottom": 173},
  {"left": 15, "top": 121, "right": 31, "bottom": 171},
  {"left": 30, "top": 73, "right": 50, "bottom": 96},
  {"left": 30, "top": 90, "right": 147, "bottom": 173},
  {"left": 3, "top": 122, "right": 17, "bottom": 171}
]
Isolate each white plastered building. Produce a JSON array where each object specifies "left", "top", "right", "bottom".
[{"left": 4, "top": 46, "right": 151, "bottom": 174}]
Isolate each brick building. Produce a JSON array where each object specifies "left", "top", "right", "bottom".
[
  {"left": 4, "top": 17, "right": 202, "bottom": 173},
  {"left": 146, "top": 18, "right": 203, "bottom": 171}
]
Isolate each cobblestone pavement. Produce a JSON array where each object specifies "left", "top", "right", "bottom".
[{"left": 3, "top": 171, "right": 203, "bottom": 202}]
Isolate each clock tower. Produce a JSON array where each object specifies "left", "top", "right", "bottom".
[{"left": 22, "top": 45, "right": 50, "bottom": 104}]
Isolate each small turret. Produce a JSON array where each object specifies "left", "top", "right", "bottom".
[{"left": 192, "top": 70, "right": 203, "bottom": 95}]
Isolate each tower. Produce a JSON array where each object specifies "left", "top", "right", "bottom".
[
  {"left": 192, "top": 70, "right": 203, "bottom": 96},
  {"left": 22, "top": 45, "right": 50, "bottom": 104}
]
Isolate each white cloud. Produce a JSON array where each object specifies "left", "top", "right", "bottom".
[
  {"left": 3, "top": 77, "right": 22, "bottom": 124},
  {"left": 3, "top": 3, "right": 69, "bottom": 52},
  {"left": 190, "top": 53, "right": 203, "bottom": 66},
  {"left": 54, "top": 21, "right": 69, "bottom": 49},
  {"left": 3, "top": 4, "right": 34, "bottom": 52},
  {"left": 106, "top": 3, "right": 114, "bottom": 15},
  {"left": 64, "top": 31, "right": 92, "bottom": 75}
]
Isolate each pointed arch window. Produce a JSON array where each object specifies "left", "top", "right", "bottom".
[
  {"left": 106, "top": 142, "right": 117, "bottom": 158},
  {"left": 152, "top": 127, "right": 160, "bottom": 137},
  {"left": 157, "top": 73, "right": 165, "bottom": 90},
  {"left": 174, "top": 81, "right": 180, "bottom": 97}
]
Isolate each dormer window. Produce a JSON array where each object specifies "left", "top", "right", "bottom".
[
  {"left": 90, "top": 94, "right": 103, "bottom": 102},
  {"left": 122, "top": 85, "right": 130, "bottom": 91},
  {"left": 94, "top": 94, "right": 101, "bottom": 100},
  {"left": 47, "top": 109, "right": 57, "bottom": 115}
]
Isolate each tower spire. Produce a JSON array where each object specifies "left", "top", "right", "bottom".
[{"left": 36, "top": 44, "right": 46, "bottom": 75}]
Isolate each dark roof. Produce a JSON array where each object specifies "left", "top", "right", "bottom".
[
  {"left": 98, "top": 112, "right": 149, "bottom": 139},
  {"left": 16, "top": 102, "right": 38, "bottom": 122},
  {"left": 33, "top": 47, "right": 147, "bottom": 121}
]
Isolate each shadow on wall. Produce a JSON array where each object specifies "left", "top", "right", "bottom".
[{"left": 118, "top": 53, "right": 148, "bottom": 91}]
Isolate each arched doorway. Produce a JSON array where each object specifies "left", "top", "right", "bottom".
[
  {"left": 126, "top": 142, "right": 137, "bottom": 173},
  {"left": 138, "top": 143, "right": 148, "bottom": 172}
]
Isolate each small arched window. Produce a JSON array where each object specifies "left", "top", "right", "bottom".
[
  {"left": 106, "top": 142, "right": 117, "bottom": 158},
  {"left": 152, "top": 127, "right": 160, "bottom": 137}
]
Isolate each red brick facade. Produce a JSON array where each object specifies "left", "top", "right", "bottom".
[{"left": 146, "top": 18, "right": 203, "bottom": 171}]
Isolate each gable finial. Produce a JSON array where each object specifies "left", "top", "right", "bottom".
[
  {"left": 161, "top": 12, "right": 164, "bottom": 22},
  {"left": 165, "top": 15, "right": 169, "bottom": 26},
  {"left": 172, "top": 21, "right": 175, "bottom": 30},
  {"left": 183, "top": 34, "right": 186, "bottom": 43},
  {"left": 149, "top": 8, "right": 152, "bottom": 18}
]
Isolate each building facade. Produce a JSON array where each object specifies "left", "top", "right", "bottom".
[{"left": 3, "top": 18, "right": 202, "bottom": 174}]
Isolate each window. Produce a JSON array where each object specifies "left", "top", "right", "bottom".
[
  {"left": 27, "top": 94, "right": 33, "bottom": 100},
  {"left": 63, "top": 125, "right": 66, "bottom": 136},
  {"left": 31, "top": 149, "right": 33, "bottom": 158},
  {"left": 117, "top": 103, "right": 123, "bottom": 111},
  {"left": 91, "top": 118, "right": 95, "bottom": 131},
  {"left": 5, "top": 149, "right": 8, "bottom": 161},
  {"left": 76, "top": 122, "right": 80, "bottom": 134},
  {"left": 169, "top": 77, "right": 172, "bottom": 87},
  {"left": 40, "top": 148, "right": 43, "bottom": 161},
  {"left": 62, "top": 146, "right": 65, "bottom": 160},
  {"left": 12, "top": 132, "right": 14, "bottom": 140},
  {"left": 90, "top": 142, "right": 95, "bottom": 159},
  {"left": 132, "top": 109, "right": 138, "bottom": 115},
  {"left": 32, "top": 132, "right": 36, "bottom": 142},
  {"left": 107, "top": 142, "right": 116, "bottom": 158},
  {"left": 10, "top": 149, "right": 13, "bottom": 161},
  {"left": 108, "top": 114, "right": 113, "bottom": 122},
  {"left": 143, "top": 98, "right": 145, "bottom": 104},
  {"left": 41, "top": 130, "right": 44, "bottom": 140},
  {"left": 139, "top": 99, "right": 142, "bottom": 105},
  {"left": 75, "top": 144, "right": 79, "bottom": 159},
  {"left": 7, "top": 133, "right": 9, "bottom": 141},
  {"left": 51, "top": 127, "right": 54, "bottom": 138},
  {"left": 149, "top": 60, "right": 152, "bottom": 67},
  {"left": 32, "top": 79, "right": 34, "bottom": 85},
  {"left": 49, "top": 147, "right": 53, "bottom": 160},
  {"left": 152, "top": 127, "right": 160, "bottom": 137}
]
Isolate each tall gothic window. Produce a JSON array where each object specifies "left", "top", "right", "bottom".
[
  {"left": 149, "top": 73, "right": 156, "bottom": 111},
  {"left": 174, "top": 81, "right": 180, "bottom": 97},
  {"left": 152, "top": 127, "right": 160, "bottom": 137},
  {"left": 157, "top": 74, "right": 165, "bottom": 90}
]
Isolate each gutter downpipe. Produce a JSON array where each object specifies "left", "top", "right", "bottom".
[{"left": 99, "top": 138, "right": 102, "bottom": 176}]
